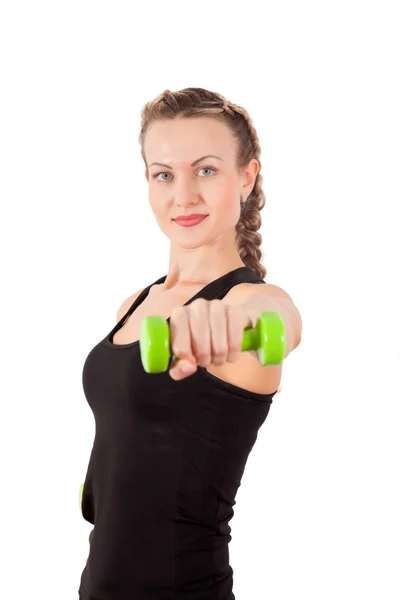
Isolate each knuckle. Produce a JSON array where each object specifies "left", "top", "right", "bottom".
[
  {"left": 213, "top": 347, "right": 228, "bottom": 359},
  {"left": 209, "top": 299, "right": 224, "bottom": 311},
  {"left": 171, "top": 306, "right": 186, "bottom": 318},
  {"left": 195, "top": 346, "right": 211, "bottom": 365},
  {"left": 228, "top": 343, "right": 241, "bottom": 356},
  {"left": 191, "top": 302, "right": 208, "bottom": 317},
  {"left": 192, "top": 298, "right": 208, "bottom": 308},
  {"left": 172, "top": 345, "right": 188, "bottom": 358},
  {"left": 172, "top": 344, "right": 185, "bottom": 357}
]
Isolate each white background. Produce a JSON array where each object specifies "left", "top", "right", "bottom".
[{"left": 1, "top": 1, "right": 399, "bottom": 598}]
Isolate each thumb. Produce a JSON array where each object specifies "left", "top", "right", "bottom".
[{"left": 170, "top": 358, "right": 197, "bottom": 379}]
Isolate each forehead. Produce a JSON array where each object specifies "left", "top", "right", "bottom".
[{"left": 144, "top": 117, "right": 235, "bottom": 165}]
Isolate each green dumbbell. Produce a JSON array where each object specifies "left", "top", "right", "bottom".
[{"left": 139, "top": 311, "right": 286, "bottom": 374}]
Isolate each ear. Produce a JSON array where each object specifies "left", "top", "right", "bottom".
[{"left": 241, "top": 158, "right": 260, "bottom": 197}]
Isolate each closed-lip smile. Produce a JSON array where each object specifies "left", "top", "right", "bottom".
[{"left": 173, "top": 214, "right": 208, "bottom": 221}]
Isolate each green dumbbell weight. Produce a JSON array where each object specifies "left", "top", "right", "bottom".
[{"left": 139, "top": 311, "right": 286, "bottom": 374}]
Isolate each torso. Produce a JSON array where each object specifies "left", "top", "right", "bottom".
[{"left": 112, "top": 282, "right": 282, "bottom": 395}]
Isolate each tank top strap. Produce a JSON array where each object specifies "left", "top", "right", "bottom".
[
  {"left": 114, "top": 274, "right": 166, "bottom": 327},
  {"left": 186, "top": 266, "right": 265, "bottom": 304}
]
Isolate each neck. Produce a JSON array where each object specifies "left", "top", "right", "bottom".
[
  {"left": 162, "top": 262, "right": 246, "bottom": 291},
  {"left": 162, "top": 228, "right": 246, "bottom": 291}
]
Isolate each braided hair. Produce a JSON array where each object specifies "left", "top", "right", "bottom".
[{"left": 139, "top": 87, "right": 267, "bottom": 279}]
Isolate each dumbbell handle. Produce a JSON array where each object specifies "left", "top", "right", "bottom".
[{"left": 241, "top": 326, "right": 261, "bottom": 352}]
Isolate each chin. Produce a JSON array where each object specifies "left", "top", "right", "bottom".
[{"left": 172, "top": 239, "right": 208, "bottom": 250}]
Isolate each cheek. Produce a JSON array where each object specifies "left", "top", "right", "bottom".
[
  {"left": 214, "top": 180, "right": 240, "bottom": 212},
  {"left": 149, "top": 192, "right": 169, "bottom": 215}
]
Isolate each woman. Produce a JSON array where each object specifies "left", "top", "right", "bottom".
[{"left": 78, "top": 87, "right": 302, "bottom": 599}]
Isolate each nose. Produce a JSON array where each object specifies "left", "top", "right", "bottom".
[{"left": 173, "top": 175, "right": 200, "bottom": 207}]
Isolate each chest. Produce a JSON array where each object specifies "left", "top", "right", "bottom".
[{"left": 112, "top": 284, "right": 282, "bottom": 395}]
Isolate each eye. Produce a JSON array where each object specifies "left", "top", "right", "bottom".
[
  {"left": 198, "top": 166, "right": 218, "bottom": 177},
  {"left": 154, "top": 172, "right": 172, "bottom": 181},
  {"left": 152, "top": 165, "right": 218, "bottom": 182}
]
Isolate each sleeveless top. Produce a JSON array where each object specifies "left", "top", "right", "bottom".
[{"left": 78, "top": 266, "right": 278, "bottom": 600}]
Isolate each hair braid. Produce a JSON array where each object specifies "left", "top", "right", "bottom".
[{"left": 224, "top": 99, "right": 267, "bottom": 279}]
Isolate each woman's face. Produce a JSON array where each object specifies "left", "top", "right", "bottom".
[{"left": 143, "top": 117, "right": 257, "bottom": 249}]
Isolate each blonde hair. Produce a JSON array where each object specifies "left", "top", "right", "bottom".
[{"left": 139, "top": 87, "right": 267, "bottom": 279}]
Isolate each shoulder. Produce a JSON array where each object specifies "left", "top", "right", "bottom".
[
  {"left": 116, "top": 287, "right": 146, "bottom": 322},
  {"left": 224, "top": 281, "right": 295, "bottom": 305}
]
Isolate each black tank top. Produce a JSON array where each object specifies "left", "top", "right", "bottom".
[{"left": 78, "top": 266, "right": 278, "bottom": 600}]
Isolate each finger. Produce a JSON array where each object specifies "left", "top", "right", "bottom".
[
  {"left": 226, "top": 305, "right": 246, "bottom": 363},
  {"left": 169, "top": 307, "right": 196, "bottom": 373},
  {"left": 170, "top": 359, "right": 197, "bottom": 381},
  {"left": 209, "top": 300, "right": 229, "bottom": 366},
  {"left": 188, "top": 298, "right": 212, "bottom": 367}
]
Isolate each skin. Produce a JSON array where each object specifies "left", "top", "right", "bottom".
[{"left": 143, "top": 116, "right": 263, "bottom": 381}]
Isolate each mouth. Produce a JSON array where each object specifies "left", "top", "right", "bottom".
[{"left": 173, "top": 215, "right": 208, "bottom": 227}]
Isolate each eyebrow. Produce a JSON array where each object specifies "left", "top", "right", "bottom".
[{"left": 148, "top": 155, "right": 224, "bottom": 169}]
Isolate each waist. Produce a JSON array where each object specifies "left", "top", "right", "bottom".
[{"left": 80, "top": 518, "right": 233, "bottom": 599}]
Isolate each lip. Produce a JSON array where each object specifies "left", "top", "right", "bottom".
[{"left": 173, "top": 214, "right": 208, "bottom": 227}]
